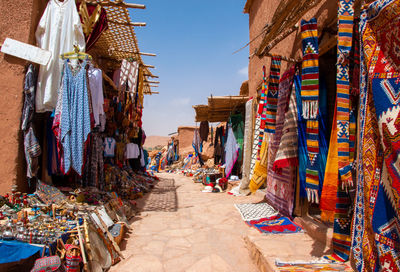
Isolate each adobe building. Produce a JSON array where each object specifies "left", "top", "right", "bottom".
[{"left": 0, "top": 0, "right": 48, "bottom": 195}]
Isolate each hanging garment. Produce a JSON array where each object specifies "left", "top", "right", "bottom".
[
  {"left": 351, "top": 2, "right": 400, "bottom": 271},
  {"left": 53, "top": 60, "right": 91, "bottom": 175},
  {"left": 35, "top": 0, "right": 86, "bottom": 112},
  {"left": 301, "top": 18, "right": 320, "bottom": 203},
  {"left": 224, "top": 126, "right": 239, "bottom": 178},
  {"left": 125, "top": 143, "right": 140, "bottom": 159},
  {"left": 214, "top": 127, "right": 224, "bottom": 164},
  {"left": 230, "top": 114, "right": 244, "bottom": 162},
  {"left": 265, "top": 68, "right": 296, "bottom": 217},
  {"left": 199, "top": 121, "right": 209, "bottom": 142},
  {"left": 90, "top": 131, "right": 104, "bottom": 189},
  {"left": 239, "top": 98, "right": 254, "bottom": 195},
  {"left": 77, "top": 2, "right": 108, "bottom": 51},
  {"left": 104, "top": 137, "right": 116, "bottom": 157},
  {"left": 119, "top": 60, "right": 139, "bottom": 92},
  {"left": 265, "top": 56, "right": 282, "bottom": 134},
  {"left": 24, "top": 127, "right": 41, "bottom": 179},
  {"left": 21, "top": 64, "right": 36, "bottom": 131},
  {"left": 257, "top": 66, "right": 268, "bottom": 157},
  {"left": 88, "top": 67, "right": 105, "bottom": 127}
]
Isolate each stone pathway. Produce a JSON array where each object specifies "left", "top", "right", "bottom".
[{"left": 110, "top": 173, "right": 260, "bottom": 272}]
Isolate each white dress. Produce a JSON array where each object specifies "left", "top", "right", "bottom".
[
  {"left": 35, "top": 0, "right": 86, "bottom": 112},
  {"left": 88, "top": 67, "right": 105, "bottom": 126}
]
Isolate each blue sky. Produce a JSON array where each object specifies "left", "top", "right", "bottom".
[{"left": 128, "top": 0, "right": 249, "bottom": 136}]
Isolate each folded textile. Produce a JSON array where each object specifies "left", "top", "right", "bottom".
[
  {"left": 246, "top": 216, "right": 303, "bottom": 234},
  {"left": 234, "top": 203, "right": 278, "bottom": 221}
]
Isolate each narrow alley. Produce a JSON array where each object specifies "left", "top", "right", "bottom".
[{"left": 111, "top": 173, "right": 260, "bottom": 272}]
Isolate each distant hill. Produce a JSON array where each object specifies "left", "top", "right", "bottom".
[{"left": 144, "top": 135, "right": 170, "bottom": 150}]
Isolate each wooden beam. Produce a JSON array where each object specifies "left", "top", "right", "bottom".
[
  {"left": 145, "top": 80, "right": 160, "bottom": 84},
  {"left": 84, "top": 0, "right": 145, "bottom": 9},
  {"left": 144, "top": 65, "right": 155, "bottom": 68},
  {"left": 108, "top": 20, "right": 146, "bottom": 27},
  {"left": 139, "top": 52, "right": 156, "bottom": 57},
  {"left": 144, "top": 74, "right": 159, "bottom": 78}
]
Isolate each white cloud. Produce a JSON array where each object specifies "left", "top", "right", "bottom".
[
  {"left": 238, "top": 66, "right": 248, "bottom": 77},
  {"left": 171, "top": 97, "right": 191, "bottom": 106}
]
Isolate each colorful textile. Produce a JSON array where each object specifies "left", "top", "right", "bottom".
[
  {"left": 273, "top": 79, "right": 298, "bottom": 169},
  {"left": 234, "top": 202, "right": 278, "bottom": 221},
  {"left": 336, "top": 0, "right": 355, "bottom": 188},
  {"left": 351, "top": 1, "right": 400, "bottom": 271},
  {"left": 276, "top": 262, "right": 352, "bottom": 272},
  {"left": 250, "top": 116, "right": 261, "bottom": 177},
  {"left": 265, "top": 68, "right": 296, "bottom": 216},
  {"left": 0, "top": 240, "right": 41, "bottom": 264},
  {"left": 257, "top": 66, "right": 268, "bottom": 157},
  {"left": 265, "top": 56, "right": 282, "bottom": 134},
  {"left": 78, "top": 2, "right": 108, "bottom": 51},
  {"left": 320, "top": 106, "right": 339, "bottom": 223},
  {"left": 246, "top": 216, "right": 302, "bottom": 234},
  {"left": 301, "top": 18, "right": 320, "bottom": 203},
  {"left": 224, "top": 126, "right": 239, "bottom": 178},
  {"left": 54, "top": 60, "right": 91, "bottom": 175},
  {"left": 249, "top": 139, "right": 268, "bottom": 193}
]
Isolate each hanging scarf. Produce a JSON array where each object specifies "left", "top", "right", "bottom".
[
  {"left": 336, "top": 0, "right": 355, "bottom": 189},
  {"left": 225, "top": 126, "right": 239, "bottom": 178},
  {"left": 257, "top": 66, "right": 268, "bottom": 158},
  {"left": 301, "top": 18, "right": 320, "bottom": 203},
  {"left": 265, "top": 56, "right": 282, "bottom": 134}
]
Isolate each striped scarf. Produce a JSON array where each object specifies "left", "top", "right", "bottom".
[
  {"left": 257, "top": 66, "right": 268, "bottom": 158},
  {"left": 301, "top": 18, "right": 320, "bottom": 203},
  {"left": 336, "top": 0, "right": 355, "bottom": 188}
]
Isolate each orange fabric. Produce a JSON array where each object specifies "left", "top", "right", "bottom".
[{"left": 320, "top": 105, "right": 338, "bottom": 223}]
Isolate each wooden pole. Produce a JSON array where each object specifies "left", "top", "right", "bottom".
[
  {"left": 108, "top": 20, "right": 146, "bottom": 27},
  {"left": 139, "top": 52, "right": 156, "bottom": 57},
  {"left": 76, "top": 219, "right": 89, "bottom": 272},
  {"left": 145, "top": 80, "right": 160, "bottom": 84},
  {"left": 144, "top": 74, "right": 159, "bottom": 78},
  {"left": 84, "top": 0, "right": 145, "bottom": 9},
  {"left": 144, "top": 65, "right": 155, "bottom": 68}
]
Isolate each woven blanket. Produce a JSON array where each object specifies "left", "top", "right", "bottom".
[
  {"left": 234, "top": 202, "right": 278, "bottom": 221},
  {"left": 249, "top": 139, "right": 268, "bottom": 193},
  {"left": 320, "top": 106, "right": 338, "bottom": 223},
  {"left": 276, "top": 262, "right": 352, "bottom": 272},
  {"left": 301, "top": 18, "right": 320, "bottom": 203},
  {"left": 265, "top": 56, "right": 282, "bottom": 134},
  {"left": 273, "top": 78, "right": 298, "bottom": 169},
  {"left": 336, "top": 0, "right": 355, "bottom": 189},
  {"left": 257, "top": 66, "right": 268, "bottom": 157},
  {"left": 265, "top": 68, "right": 296, "bottom": 216},
  {"left": 239, "top": 99, "right": 254, "bottom": 194},
  {"left": 246, "top": 216, "right": 302, "bottom": 234},
  {"left": 225, "top": 126, "right": 239, "bottom": 178},
  {"left": 351, "top": 1, "right": 400, "bottom": 271}
]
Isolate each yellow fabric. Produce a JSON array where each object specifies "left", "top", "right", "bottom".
[{"left": 249, "top": 139, "right": 268, "bottom": 193}]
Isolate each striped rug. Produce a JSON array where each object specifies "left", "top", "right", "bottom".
[
  {"left": 301, "top": 18, "right": 320, "bottom": 203},
  {"left": 265, "top": 56, "right": 282, "bottom": 134}
]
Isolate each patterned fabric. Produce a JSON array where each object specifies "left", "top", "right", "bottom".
[
  {"left": 249, "top": 139, "right": 268, "bottom": 193},
  {"left": 30, "top": 255, "right": 61, "bottom": 272},
  {"left": 351, "top": 1, "right": 400, "bottom": 271},
  {"left": 258, "top": 66, "right": 268, "bottom": 157},
  {"left": 61, "top": 60, "right": 91, "bottom": 175},
  {"left": 234, "top": 202, "right": 278, "bottom": 221},
  {"left": 224, "top": 126, "right": 239, "bottom": 178},
  {"left": 250, "top": 116, "right": 261, "bottom": 178},
  {"left": 337, "top": 0, "right": 355, "bottom": 188},
  {"left": 320, "top": 106, "right": 339, "bottom": 223},
  {"left": 265, "top": 56, "right": 282, "bottom": 134},
  {"left": 246, "top": 216, "right": 303, "bottom": 234},
  {"left": 21, "top": 64, "right": 36, "bottom": 131},
  {"left": 265, "top": 69, "right": 296, "bottom": 216},
  {"left": 273, "top": 80, "right": 299, "bottom": 169},
  {"left": 301, "top": 18, "right": 320, "bottom": 203}
]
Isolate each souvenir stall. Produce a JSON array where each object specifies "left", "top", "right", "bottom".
[
  {"left": 0, "top": 0, "right": 159, "bottom": 271},
  {"left": 240, "top": 0, "right": 400, "bottom": 270}
]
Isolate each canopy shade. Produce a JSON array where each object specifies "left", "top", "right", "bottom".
[{"left": 193, "top": 95, "right": 249, "bottom": 122}]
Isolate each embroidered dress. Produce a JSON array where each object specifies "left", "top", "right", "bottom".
[
  {"left": 55, "top": 60, "right": 91, "bottom": 176},
  {"left": 35, "top": 0, "right": 85, "bottom": 112}
]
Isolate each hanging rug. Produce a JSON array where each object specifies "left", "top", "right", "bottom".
[{"left": 234, "top": 202, "right": 278, "bottom": 221}]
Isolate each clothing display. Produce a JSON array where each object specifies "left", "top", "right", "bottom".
[
  {"left": 53, "top": 60, "right": 91, "bottom": 175},
  {"left": 104, "top": 137, "right": 116, "bottom": 157},
  {"left": 35, "top": 0, "right": 86, "bottom": 112},
  {"left": 125, "top": 143, "right": 140, "bottom": 159},
  {"left": 301, "top": 18, "right": 320, "bottom": 203}
]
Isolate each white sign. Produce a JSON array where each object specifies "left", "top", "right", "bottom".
[{"left": 1, "top": 38, "right": 52, "bottom": 66}]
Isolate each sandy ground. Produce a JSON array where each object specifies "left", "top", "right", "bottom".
[{"left": 110, "top": 173, "right": 261, "bottom": 272}]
